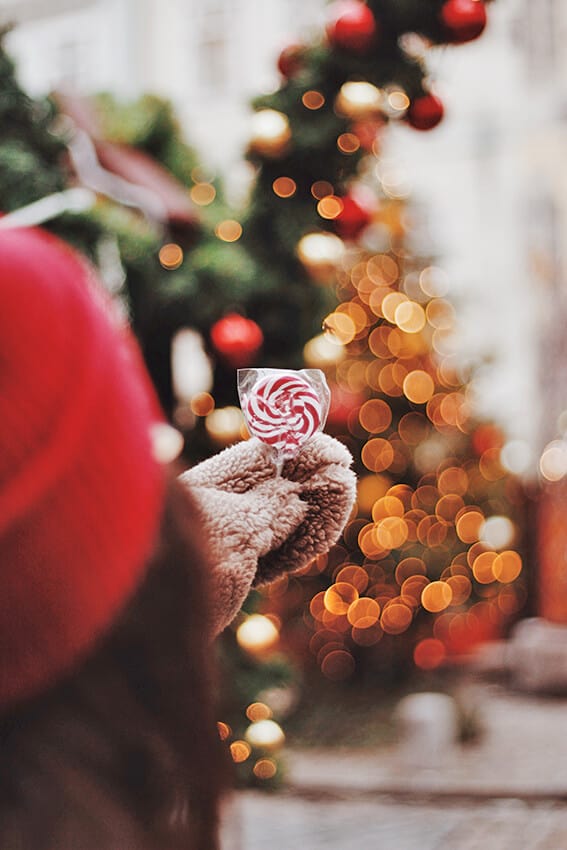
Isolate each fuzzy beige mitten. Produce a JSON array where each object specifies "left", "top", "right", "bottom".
[{"left": 180, "top": 434, "right": 356, "bottom": 634}]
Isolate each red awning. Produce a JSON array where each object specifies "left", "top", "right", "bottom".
[{"left": 54, "top": 91, "right": 199, "bottom": 231}]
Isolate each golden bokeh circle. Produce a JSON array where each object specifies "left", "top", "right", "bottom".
[
  {"left": 381, "top": 602, "right": 413, "bottom": 634},
  {"left": 403, "top": 370, "right": 435, "bottom": 404},
  {"left": 324, "top": 582, "right": 359, "bottom": 615},
  {"left": 421, "top": 581, "right": 453, "bottom": 612}
]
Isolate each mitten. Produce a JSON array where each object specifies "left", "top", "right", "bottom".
[
  {"left": 255, "top": 432, "right": 357, "bottom": 585},
  {"left": 180, "top": 434, "right": 356, "bottom": 633},
  {"left": 189, "top": 478, "right": 307, "bottom": 634}
]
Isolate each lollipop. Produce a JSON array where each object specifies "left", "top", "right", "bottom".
[{"left": 238, "top": 369, "right": 330, "bottom": 460}]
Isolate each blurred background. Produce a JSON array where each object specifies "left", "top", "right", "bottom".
[{"left": 3, "top": 1, "right": 567, "bottom": 847}]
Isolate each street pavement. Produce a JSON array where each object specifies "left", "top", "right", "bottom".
[
  {"left": 222, "top": 794, "right": 567, "bottom": 850},
  {"left": 221, "top": 682, "right": 567, "bottom": 849}
]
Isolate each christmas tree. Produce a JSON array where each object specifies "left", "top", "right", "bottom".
[
  {"left": 0, "top": 0, "right": 527, "bottom": 785},
  {"left": 220, "top": 0, "right": 526, "bottom": 689}
]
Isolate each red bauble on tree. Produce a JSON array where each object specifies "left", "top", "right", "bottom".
[
  {"left": 210, "top": 313, "right": 264, "bottom": 368},
  {"left": 333, "top": 193, "right": 373, "bottom": 240},
  {"left": 277, "top": 44, "right": 306, "bottom": 79},
  {"left": 440, "top": 0, "right": 487, "bottom": 44},
  {"left": 326, "top": 1, "right": 378, "bottom": 53},
  {"left": 406, "top": 93, "right": 444, "bottom": 131}
]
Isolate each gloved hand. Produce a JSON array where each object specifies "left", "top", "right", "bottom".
[{"left": 180, "top": 434, "right": 356, "bottom": 634}]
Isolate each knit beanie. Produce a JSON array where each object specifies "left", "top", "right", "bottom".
[{"left": 0, "top": 226, "right": 166, "bottom": 709}]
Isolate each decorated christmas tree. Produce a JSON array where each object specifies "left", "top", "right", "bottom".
[
  {"left": 0, "top": 0, "right": 528, "bottom": 786},
  {"left": 218, "top": 0, "right": 526, "bottom": 687}
]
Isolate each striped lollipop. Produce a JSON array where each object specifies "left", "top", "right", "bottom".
[{"left": 243, "top": 372, "right": 323, "bottom": 457}]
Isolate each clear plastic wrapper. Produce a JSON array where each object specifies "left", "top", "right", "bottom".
[{"left": 237, "top": 368, "right": 330, "bottom": 462}]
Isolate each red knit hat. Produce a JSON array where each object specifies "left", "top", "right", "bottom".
[{"left": 0, "top": 226, "right": 166, "bottom": 709}]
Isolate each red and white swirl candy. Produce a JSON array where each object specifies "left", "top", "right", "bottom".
[{"left": 243, "top": 372, "right": 323, "bottom": 456}]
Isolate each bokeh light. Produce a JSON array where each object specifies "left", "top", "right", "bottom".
[
  {"left": 302, "top": 89, "right": 325, "bottom": 109},
  {"left": 237, "top": 614, "right": 279, "bottom": 653},
  {"left": 190, "top": 182, "right": 216, "bottom": 205},
  {"left": 245, "top": 719, "right": 285, "bottom": 751},
  {"left": 253, "top": 758, "right": 277, "bottom": 780},
  {"left": 159, "top": 242, "right": 183, "bottom": 270},
  {"left": 215, "top": 219, "right": 243, "bottom": 242},
  {"left": 272, "top": 176, "right": 297, "bottom": 198}
]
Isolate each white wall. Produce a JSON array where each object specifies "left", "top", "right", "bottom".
[
  {"left": 2, "top": 0, "right": 141, "bottom": 96},
  {"left": 380, "top": 0, "right": 554, "bottom": 460}
]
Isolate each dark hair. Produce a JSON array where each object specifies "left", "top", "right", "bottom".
[{"left": 0, "top": 475, "right": 227, "bottom": 850}]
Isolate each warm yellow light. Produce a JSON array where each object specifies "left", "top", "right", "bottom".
[
  {"left": 215, "top": 219, "right": 242, "bottom": 242},
  {"left": 237, "top": 614, "right": 279, "bottom": 653},
  {"left": 302, "top": 90, "right": 325, "bottom": 110},
  {"left": 217, "top": 721, "right": 231, "bottom": 741},
  {"left": 324, "top": 582, "right": 359, "bottom": 615},
  {"left": 190, "top": 182, "right": 216, "bottom": 205},
  {"left": 322, "top": 311, "right": 356, "bottom": 344},
  {"left": 230, "top": 740, "right": 252, "bottom": 763},
  {"left": 361, "top": 438, "right": 395, "bottom": 472},
  {"left": 472, "top": 551, "right": 498, "bottom": 584},
  {"left": 335, "top": 81, "right": 383, "bottom": 118},
  {"left": 337, "top": 133, "right": 361, "bottom": 154},
  {"left": 190, "top": 392, "right": 215, "bottom": 417},
  {"left": 347, "top": 598, "right": 380, "bottom": 628},
  {"left": 403, "top": 370, "right": 435, "bottom": 404},
  {"left": 297, "top": 232, "right": 345, "bottom": 281},
  {"left": 205, "top": 406, "right": 244, "bottom": 446},
  {"left": 382, "top": 292, "right": 408, "bottom": 323},
  {"left": 249, "top": 109, "right": 291, "bottom": 157},
  {"left": 303, "top": 332, "right": 345, "bottom": 368},
  {"left": 253, "top": 758, "right": 278, "bottom": 780},
  {"left": 455, "top": 509, "right": 484, "bottom": 543},
  {"left": 493, "top": 550, "right": 522, "bottom": 583},
  {"left": 245, "top": 719, "right": 285, "bottom": 751},
  {"left": 246, "top": 702, "right": 273, "bottom": 722},
  {"left": 272, "top": 176, "right": 297, "bottom": 198},
  {"left": 421, "top": 581, "right": 453, "bottom": 612},
  {"left": 159, "top": 242, "right": 184, "bottom": 270},
  {"left": 375, "top": 516, "right": 408, "bottom": 548},
  {"left": 387, "top": 90, "right": 410, "bottom": 112},
  {"left": 395, "top": 300, "right": 426, "bottom": 334},
  {"left": 317, "top": 195, "right": 344, "bottom": 220}
]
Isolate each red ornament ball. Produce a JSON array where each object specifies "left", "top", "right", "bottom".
[
  {"left": 406, "top": 94, "right": 444, "bottom": 131},
  {"left": 334, "top": 194, "right": 372, "bottom": 240},
  {"left": 440, "top": 0, "right": 487, "bottom": 44},
  {"left": 277, "top": 44, "right": 306, "bottom": 79},
  {"left": 210, "top": 313, "right": 264, "bottom": 367},
  {"left": 326, "top": 1, "right": 378, "bottom": 53}
]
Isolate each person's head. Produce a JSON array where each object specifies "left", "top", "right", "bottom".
[{"left": 0, "top": 226, "right": 224, "bottom": 849}]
